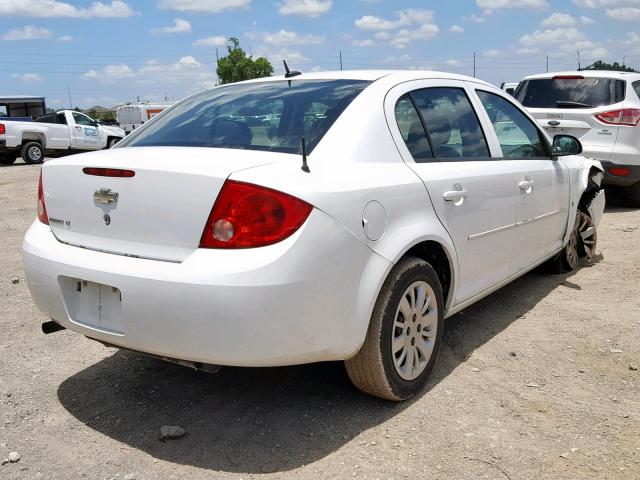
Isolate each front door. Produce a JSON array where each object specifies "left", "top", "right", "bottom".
[
  {"left": 387, "top": 80, "right": 519, "bottom": 304},
  {"left": 71, "top": 112, "right": 101, "bottom": 149},
  {"left": 473, "top": 89, "right": 570, "bottom": 273}
]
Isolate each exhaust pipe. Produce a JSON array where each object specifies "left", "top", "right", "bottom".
[{"left": 42, "top": 320, "right": 65, "bottom": 334}]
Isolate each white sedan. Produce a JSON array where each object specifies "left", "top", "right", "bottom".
[{"left": 23, "top": 71, "right": 605, "bottom": 401}]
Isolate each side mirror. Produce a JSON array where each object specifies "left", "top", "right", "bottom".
[{"left": 552, "top": 135, "right": 582, "bottom": 156}]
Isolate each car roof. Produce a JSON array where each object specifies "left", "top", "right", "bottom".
[
  {"left": 235, "top": 69, "right": 495, "bottom": 88},
  {"left": 523, "top": 70, "right": 640, "bottom": 81}
]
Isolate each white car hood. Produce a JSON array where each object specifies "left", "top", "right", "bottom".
[{"left": 101, "top": 125, "right": 126, "bottom": 138}]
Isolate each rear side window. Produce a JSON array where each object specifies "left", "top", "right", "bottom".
[
  {"left": 477, "top": 91, "right": 549, "bottom": 159},
  {"left": 411, "top": 87, "right": 489, "bottom": 159},
  {"left": 36, "top": 113, "right": 57, "bottom": 124},
  {"left": 394, "top": 95, "right": 433, "bottom": 162},
  {"left": 120, "top": 80, "right": 371, "bottom": 154},
  {"left": 516, "top": 77, "right": 625, "bottom": 108},
  {"left": 633, "top": 81, "right": 640, "bottom": 99}
]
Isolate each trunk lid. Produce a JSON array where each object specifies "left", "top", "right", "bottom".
[{"left": 42, "top": 147, "right": 283, "bottom": 262}]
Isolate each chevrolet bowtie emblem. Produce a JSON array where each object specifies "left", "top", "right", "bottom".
[{"left": 93, "top": 188, "right": 119, "bottom": 205}]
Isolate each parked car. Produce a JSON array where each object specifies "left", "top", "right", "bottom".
[
  {"left": 116, "top": 103, "right": 174, "bottom": 134},
  {"left": 500, "top": 82, "right": 520, "bottom": 96},
  {"left": 516, "top": 71, "right": 640, "bottom": 206},
  {"left": 23, "top": 71, "right": 605, "bottom": 401},
  {"left": 0, "top": 110, "right": 125, "bottom": 164}
]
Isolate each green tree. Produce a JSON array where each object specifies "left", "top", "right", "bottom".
[
  {"left": 582, "top": 60, "right": 638, "bottom": 72},
  {"left": 216, "top": 37, "right": 274, "bottom": 85}
]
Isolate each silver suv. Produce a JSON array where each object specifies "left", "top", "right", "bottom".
[{"left": 516, "top": 71, "right": 640, "bottom": 206}]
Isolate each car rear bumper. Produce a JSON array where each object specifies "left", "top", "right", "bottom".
[
  {"left": 23, "top": 211, "right": 391, "bottom": 367},
  {"left": 600, "top": 161, "right": 640, "bottom": 187}
]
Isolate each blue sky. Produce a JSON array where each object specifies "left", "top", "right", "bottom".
[{"left": 1, "top": 0, "right": 639, "bottom": 109}]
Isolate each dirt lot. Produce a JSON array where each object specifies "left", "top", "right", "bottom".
[{"left": 1, "top": 160, "right": 639, "bottom": 480}]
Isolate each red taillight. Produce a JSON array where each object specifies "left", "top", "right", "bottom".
[
  {"left": 37, "top": 170, "right": 48, "bottom": 224},
  {"left": 200, "top": 180, "right": 312, "bottom": 249},
  {"left": 83, "top": 167, "right": 135, "bottom": 177},
  {"left": 0, "top": 123, "right": 5, "bottom": 135},
  {"left": 595, "top": 109, "right": 640, "bottom": 126},
  {"left": 608, "top": 167, "right": 631, "bottom": 177}
]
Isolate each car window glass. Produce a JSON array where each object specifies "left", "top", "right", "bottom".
[
  {"left": 477, "top": 90, "right": 548, "bottom": 159},
  {"left": 57, "top": 113, "right": 67, "bottom": 125},
  {"left": 516, "top": 78, "right": 625, "bottom": 108},
  {"left": 410, "top": 88, "right": 489, "bottom": 159},
  {"left": 72, "top": 112, "right": 94, "bottom": 126},
  {"left": 634, "top": 81, "right": 640, "bottom": 99},
  {"left": 37, "top": 114, "right": 56, "bottom": 124},
  {"left": 120, "top": 80, "right": 371, "bottom": 155},
  {"left": 394, "top": 95, "right": 433, "bottom": 162}
]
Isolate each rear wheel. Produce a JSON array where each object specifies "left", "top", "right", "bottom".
[
  {"left": 0, "top": 155, "right": 17, "bottom": 165},
  {"left": 546, "top": 210, "right": 596, "bottom": 273},
  {"left": 624, "top": 182, "right": 640, "bottom": 208},
  {"left": 345, "top": 257, "right": 444, "bottom": 401},
  {"left": 21, "top": 142, "right": 44, "bottom": 164}
]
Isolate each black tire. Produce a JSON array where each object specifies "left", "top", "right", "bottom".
[
  {"left": 624, "top": 182, "right": 640, "bottom": 208},
  {"left": 107, "top": 137, "right": 120, "bottom": 149},
  {"left": 345, "top": 257, "right": 444, "bottom": 401},
  {"left": 545, "top": 210, "right": 596, "bottom": 273},
  {"left": 21, "top": 141, "right": 44, "bottom": 164},
  {"left": 0, "top": 155, "right": 17, "bottom": 165}
]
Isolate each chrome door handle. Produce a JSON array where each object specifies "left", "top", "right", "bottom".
[
  {"left": 518, "top": 180, "right": 535, "bottom": 192},
  {"left": 75, "top": 126, "right": 82, "bottom": 130},
  {"left": 443, "top": 188, "right": 468, "bottom": 202}
]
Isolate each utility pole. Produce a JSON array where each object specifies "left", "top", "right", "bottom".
[
  {"left": 67, "top": 84, "right": 73, "bottom": 110},
  {"left": 339, "top": 50, "right": 343, "bottom": 71},
  {"left": 546, "top": 53, "right": 549, "bottom": 73},
  {"left": 473, "top": 52, "right": 476, "bottom": 77},
  {"left": 623, "top": 55, "right": 626, "bottom": 66},
  {"left": 577, "top": 50, "right": 581, "bottom": 70},
  {"left": 216, "top": 48, "right": 220, "bottom": 84}
]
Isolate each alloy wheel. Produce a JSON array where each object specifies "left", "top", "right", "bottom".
[{"left": 392, "top": 281, "right": 438, "bottom": 381}]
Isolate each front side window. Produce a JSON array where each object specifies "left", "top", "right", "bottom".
[
  {"left": 477, "top": 90, "right": 549, "bottom": 159},
  {"left": 410, "top": 87, "right": 490, "bottom": 159},
  {"left": 72, "top": 112, "right": 94, "bottom": 126},
  {"left": 394, "top": 95, "right": 433, "bottom": 162},
  {"left": 119, "top": 80, "right": 371, "bottom": 154}
]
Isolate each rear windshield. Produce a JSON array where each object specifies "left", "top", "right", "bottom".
[
  {"left": 516, "top": 78, "right": 625, "bottom": 109},
  {"left": 119, "top": 79, "right": 371, "bottom": 154}
]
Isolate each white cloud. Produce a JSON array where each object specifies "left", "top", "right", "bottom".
[
  {"left": 82, "top": 56, "right": 216, "bottom": 91},
  {"left": 352, "top": 38, "right": 376, "bottom": 47},
  {"left": 517, "top": 47, "right": 540, "bottom": 54},
  {"left": 151, "top": 18, "right": 191, "bottom": 34},
  {"left": 57, "top": 34, "right": 73, "bottom": 41},
  {"left": 607, "top": 7, "right": 640, "bottom": 19},
  {"left": 193, "top": 35, "right": 227, "bottom": 47},
  {"left": 573, "top": 0, "right": 640, "bottom": 7},
  {"left": 0, "top": 0, "right": 135, "bottom": 18},
  {"left": 446, "top": 59, "right": 461, "bottom": 66},
  {"left": 451, "top": 24, "right": 464, "bottom": 33},
  {"left": 519, "top": 27, "right": 608, "bottom": 59},
  {"left": 278, "top": 0, "right": 332, "bottom": 17},
  {"left": 1, "top": 25, "right": 51, "bottom": 41},
  {"left": 157, "top": 0, "right": 249, "bottom": 13},
  {"left": 250, "top": 30, "right": 325, "bottom": 46},
  {"left": 483, "top": 49, "right": 501, "bottom": 57},
  {"left": 541, "top": 12, "right": 577, "bottom": 27},
  {"left": 374, "top": 31, "right": 390, "bottom": 40},
  {"left": 355, "top": 9, "right": 439, "bottom": 49},
  {"left": 476, "top": 0, "right": 548, "bottom": 12},
  {"left": 12, "top": 73, "right": 43, "bottom": 82}
]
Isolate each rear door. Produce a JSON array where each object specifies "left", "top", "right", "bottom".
[
  {"left": 517, "top": 75, "right": 625, "bottom": 162},
  {"left": 386, "top": 79, "right": 519, "bottom": 304},
  {"left": 474, "top": 89, "right": 570, "bottom": 272}
]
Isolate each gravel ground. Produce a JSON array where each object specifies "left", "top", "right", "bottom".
[{"left": 1, "top": 160, "right": 639, "bottom": 480}]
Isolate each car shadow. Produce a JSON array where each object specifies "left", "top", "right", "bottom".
[{"left": 56, "top": 260, "right": 597, "bottom": 474}]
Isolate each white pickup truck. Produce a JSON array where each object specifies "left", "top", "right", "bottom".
[{"left": 0, "top": 110, "right": 125, "bottom": 165}]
